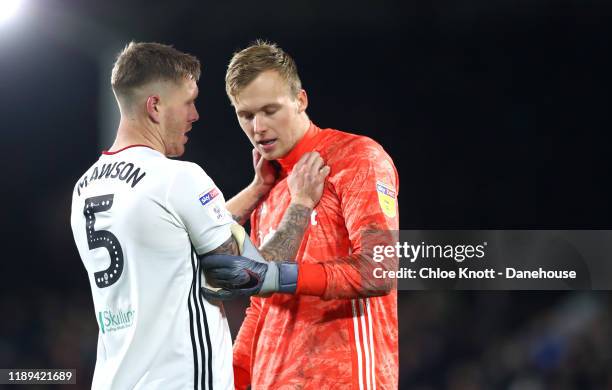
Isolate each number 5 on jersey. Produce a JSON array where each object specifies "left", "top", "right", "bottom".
[{"left": 83, "top": 194, "right": 124, "bottom": 288}]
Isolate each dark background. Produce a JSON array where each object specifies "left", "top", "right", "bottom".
[{"left": 1, "top": 0, "right": 611, "bottom": 388}]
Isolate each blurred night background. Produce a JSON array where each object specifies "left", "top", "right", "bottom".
[{"left": 1, "top": 0, "right": 611, "bottom": 389}]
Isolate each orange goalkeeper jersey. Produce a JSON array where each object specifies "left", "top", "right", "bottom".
[{"left": 234, "top": 123, "right": 399, "bottom": 390}]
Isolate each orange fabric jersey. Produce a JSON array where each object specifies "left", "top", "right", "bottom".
[{"left": 233, "top": 123, "right": 399, "bottom": 390}]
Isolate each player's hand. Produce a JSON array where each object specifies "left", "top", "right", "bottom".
[
  {"left": 201, "top": 254, "right": 267, "bottom": 300},
  {"left": 288, "top": 152, "right": 330, "bottom": 209},
  {"left": 251, "top": 148, "right": 279, "bottom": 190},
  {"left": 201, "top": 254, "right": 298, "bottom": 300}
]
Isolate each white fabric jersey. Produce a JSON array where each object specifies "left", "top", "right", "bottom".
[{"left": 70, "top": 145, "right": 234, "bottom": 390}]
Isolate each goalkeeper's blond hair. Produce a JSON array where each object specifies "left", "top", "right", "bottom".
[{"left": 225, "top": 40, "right": 302, "bottom": 101}]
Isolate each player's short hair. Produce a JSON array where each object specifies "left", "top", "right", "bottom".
[
  {"left": 225, "top": 40, "right": 302, "bottom": 101},
  {"left": 111, "top": 42, "right": 201, "bottom": 104}
]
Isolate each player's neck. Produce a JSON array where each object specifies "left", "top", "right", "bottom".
[
  {"left": 110, "top": 117, "right": 165, "bottom": 155},
  {"left": 293, "top": 113, "right": 311, "bottom": 143}
]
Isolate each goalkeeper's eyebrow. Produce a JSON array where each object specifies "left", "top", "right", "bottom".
[{"left": 237, "top": 104, "right": 281, "bottom": 117}]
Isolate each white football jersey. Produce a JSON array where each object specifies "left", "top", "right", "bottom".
[{"left": 70, "top": 145, "right": 234, "bottom": 390}]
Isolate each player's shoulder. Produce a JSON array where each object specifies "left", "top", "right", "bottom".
[
  {"left": 137, "top": 155, "right": 209, "bottom": 184},
  {"left": 161, "top": 160, "right": 220, "bottom": 203},
  {"left": 70, "top": 150, "right": 209, "bottom": 199},
  {"left": 165, "top": 159, "right": 211, "bottom": 182},
  {"left": 71, "top": 157, "right": 102, "bottom": 199},
  {"left": 162, "top": 158, "right": 202, "bottom": 175},
  {"left": 318, "top": 128, "right": 392, "bottom": 166}
]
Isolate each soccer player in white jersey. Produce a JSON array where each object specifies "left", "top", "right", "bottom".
[{"left": 70, "top": 42, "right": 329, "bottom": 390}]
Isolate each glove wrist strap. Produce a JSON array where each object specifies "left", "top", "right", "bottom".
[{"left": 277, "top": 262, "right": 298, "bottom": 293}]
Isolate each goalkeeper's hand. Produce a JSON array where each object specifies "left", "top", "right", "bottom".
[
  {"left": 200, "top": 223, "right": 297, "bottom": 300},
  {"left": 200, "top": 254, "right": 297, "bottom": 300}
]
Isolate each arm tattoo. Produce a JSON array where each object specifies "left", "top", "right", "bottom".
[
  {"left": 232, "top": 192, "right": 266, "bottom": 225},
  {"left": 206, "top": 236, "right": 239, "bottom": 256},
  {"left": 259, "top": 204, "right": 312, "bottom": 261}
]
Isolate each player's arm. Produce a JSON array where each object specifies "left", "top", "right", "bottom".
[
  {"left": 299, "top": 142, "right": 400, "bottom": 299},
  {"left": 257, "top": 150, "right": 328, "bottom": 260},
  {"left": 203, "top": 142, "right": 399, "bottom": 300},
  {"left": 167, "top": 162, "right": 241, "bottom": 264},
  {"left": 199, "top": 211, "right": 312, "bottom": 299},
  {"left": 201, "top": 152, "right": 330, "bottom": 300},
  {"left": 165, "top": 163, "right": 268, "bottom": 299},
  {"left": 213, "top": 151, "right": 328, "bottom": 262},
  {"left": 201, "top": 198, "right": 312, "bottom": 261},
  {"left": 205, "top": 235, "right": 239, "bottom": 255},
  {"left": 226, "top": 149, "right": 278, "bottom": 225}
]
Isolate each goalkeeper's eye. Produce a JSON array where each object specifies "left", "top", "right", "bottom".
[{"left": 236, "top": 110, "right": 253, "bottom": 120}]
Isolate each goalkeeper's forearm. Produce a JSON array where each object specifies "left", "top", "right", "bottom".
[
  {"left": 225, "top": 183, "right": 269, "bottom": 225},
  {"left": 200, "top": 221, "right": 325, "bottom": 299},
  {"left": 229, "top": 223, "right": 297, "bottom": 295},
  {"left": 257, "top": 203, "right": 312, "bottom": 261}
]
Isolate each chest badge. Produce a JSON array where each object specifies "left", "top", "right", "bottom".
[{"left": 310, "top": 210, "right": 318, "bottom": 226}]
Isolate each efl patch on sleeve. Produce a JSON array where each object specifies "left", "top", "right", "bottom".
[
  {"left": 376, "top": 181, "right": 397, "bottom": 218},
  {"left": 209, "top": 203, "right": 226, "bottom": 221},
  {"left": 199, "top": 187, "right": 220, "bottom": 206}
]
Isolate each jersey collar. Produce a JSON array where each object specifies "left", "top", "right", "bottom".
[
  {"left": 102, "top": 144, "right": 155, "bottom": 155},
  {"left": 277, "top": 123, "right": 321, "bottom": 173}
]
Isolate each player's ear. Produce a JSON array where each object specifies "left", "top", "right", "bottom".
[
  {"left": 146, "top": 95, "right": 161, "bottom": 124},
  {"left": 296, "top": 89, "right": 308, "bottom": 113}
]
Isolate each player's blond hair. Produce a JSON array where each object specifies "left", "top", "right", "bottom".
[
  {"left": 111, "top": 42, "right": 201, "bottom": 105},
  {"left": 225, "top": 40, "right": 302, "bottom": 101}
]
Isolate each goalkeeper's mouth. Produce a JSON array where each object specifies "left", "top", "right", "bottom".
[{"left": 257, "top": 138, "right": 277, "bottom": 152}]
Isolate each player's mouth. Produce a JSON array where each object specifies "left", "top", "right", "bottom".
[
  {"left": 183, "top": 128, "right": 192, "bottom": 143},
  {"left": 257, "top": 138, "right": 277, "bottom": 153}
]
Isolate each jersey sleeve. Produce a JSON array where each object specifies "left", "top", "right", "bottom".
[
  {"left": 299, "top": 138, "right": 399, "bottom": 299},
  {"left": 166, "top": 162, "right": 233, "bottom": 255}
]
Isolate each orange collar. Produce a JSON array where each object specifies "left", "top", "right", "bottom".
[{"left": 277, "top": 123, "right": 321, "bottom": 173}]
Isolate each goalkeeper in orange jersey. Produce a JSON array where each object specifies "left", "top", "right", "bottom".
[{"left": 202, "top": 40, "right": 399, "bottom": 389}]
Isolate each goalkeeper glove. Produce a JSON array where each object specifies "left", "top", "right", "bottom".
[{"left": 200, "top": 224, "right": 298, "bottom": 300}]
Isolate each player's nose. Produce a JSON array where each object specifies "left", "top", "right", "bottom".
[
  {"left": 253, "top": 113, "right": 266, "bottom": 134},
  {"left": 190, "top": 108, "right": 199, "bottom": 123}
]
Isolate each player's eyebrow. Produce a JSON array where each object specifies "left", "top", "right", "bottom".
[
  {"left": 262, "top": 103, "right": 280, "bottom": 109},
  {"left": 237, "top": 103, "right": 281, "bottom": 116}
]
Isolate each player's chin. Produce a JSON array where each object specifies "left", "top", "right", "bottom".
[
  {"left": 168, "top": 144, "right": 186, "bottom": 158},
  {"left": 258, "top": 147, "right": 284, "bottom": 161}
]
